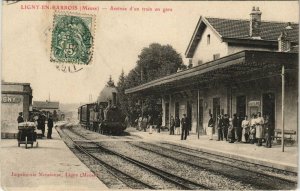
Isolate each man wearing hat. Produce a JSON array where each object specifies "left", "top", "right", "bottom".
[
  {"left": 181, "top": 114, "right": 188, "bottom": 140},
  {"left": 47, "top": 115, "right": 54, "bottom": 139},
  {"left": 17, "top": 112, "right": 24, "bottom": 123}
]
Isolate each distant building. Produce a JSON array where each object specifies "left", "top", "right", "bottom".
[
  {"left": 1, "top": 81, "right": 33, "bottom": 135},
  {"left": 33, "top": 100, "right": 59, "bottom": 113},
  {"left": 125, "top": 7, "right": 298, "bottom": 138}
]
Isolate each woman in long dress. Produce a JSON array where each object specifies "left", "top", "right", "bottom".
[
  {"left": 255, "top": 112, "right": 264, "bottom": 146},
  {"left": 241, "top": 115, "right": 250, "bottom": 143},
  {"left": 207, "top": 114, "right": 214, "bottom": 140}
]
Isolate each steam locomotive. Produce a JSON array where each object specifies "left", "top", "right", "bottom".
[{"left": 78, "top": 79, "right": 126, "bottom": 134}]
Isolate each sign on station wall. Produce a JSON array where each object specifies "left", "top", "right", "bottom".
[
  {"left": 1, "top": 95, "right": 22, "bottom": 103},
  {"left": 248, "top": 101, "right": 260, "bottom": 107}
]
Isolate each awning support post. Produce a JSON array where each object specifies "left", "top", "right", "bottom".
[
  {"left": 281, "top": 65, "right": 285, "bottom": 152},
  {"left": 197, "top": 90, "right": 200, "bottom": 139},
  {"left": 141, "top": 99, "right": 144, "bottom": 118},
  {"left": 230, "top": 86, "right": 233, "bottom": 117},
  {"left": 169, "top": 94, "right": 172, "bottom": 130}
]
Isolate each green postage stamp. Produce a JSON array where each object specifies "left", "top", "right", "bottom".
[{"left": 51, "top": 12, "right": 95, "bottom": 66}]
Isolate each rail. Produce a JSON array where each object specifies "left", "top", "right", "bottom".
[
  {"left": 58, "top": 126, "right": 154, "bottom": 189},
  {"left": 60, "top": 125, "right": 209, "bottom": 189}
]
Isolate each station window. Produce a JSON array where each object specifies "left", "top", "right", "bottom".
[{"left": 207, "top": 34, "right": 210, "bottom": 45}]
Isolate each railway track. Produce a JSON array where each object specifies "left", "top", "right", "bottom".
[
  {"left": 128, "top": 141, "right": 297, "bottom": 190},
  {"left": 95, "top": 142, "right": 209, "bottom": 190},
  {"left": 59, "top": 127, "right": 154, "bottom": 189},
  {"left": 58, "top": 124, "right": 297, "bottom": 190},
  {"left": 60, "top": 125, "right": 210, "bottom": 190},
  {"left": 160, "top": 142, "right": 297, "bottom": 179}
]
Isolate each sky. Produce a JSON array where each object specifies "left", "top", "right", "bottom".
[{"left": 2, "top": 1, "right": 299, "bottom": 104}]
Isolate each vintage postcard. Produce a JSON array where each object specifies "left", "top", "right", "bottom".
[{"left": 1, "top": 1, "right": 298, "bottom": 190}]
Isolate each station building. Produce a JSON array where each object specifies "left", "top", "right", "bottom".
[
  {"left": 125, "top": 7, "right": 298, "bottom": 138},
  {"left": 1, "top": 81, "right": 33, "bottom": 136},
  {"left": 33, "top": 100, "right": 60, "bottom": 113}
]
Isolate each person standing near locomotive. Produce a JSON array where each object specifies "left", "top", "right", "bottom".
[
  {"left": 17, "top": 112, "right": 24, "bottom": 124},
  {"left": 47, "top": 115, "right": 54, "bottom": 139},
  {"left": 181, "top": 114, "right": 188, "bottom": 140}
]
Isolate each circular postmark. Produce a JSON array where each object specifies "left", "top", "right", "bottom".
[{"left": 51, "top": 12, "right": 95, "bottom": 72}]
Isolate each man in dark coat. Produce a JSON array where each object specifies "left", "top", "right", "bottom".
[
  {"left": 223, "top": 114, "right": 229, "bottom": 141},
  {"left": 157, "top": 114, "right": 162, "bottom": 133},
  {"left": 236, "top": 115, "right": 243, "bottom": 142},
  {"left": 37, "top": 114, "right": 46, "bottom": 137},
  {"left": 17, "top": 112, "right": 24, "bottom": 123},
  {"left": 169, "top": 116, "right": 175, "bottom": 135},
  {"left": 217, "top": 115, "right": 224, "bottom": 141},
  {"left": 47, "top": 115, "right": 54, "bottom": 139},
  {"left": 231, "top": 114, "right": 238, "bottom": 143},
  {"left": 181, "top": 114, "right": 188, "bottom": 140}
]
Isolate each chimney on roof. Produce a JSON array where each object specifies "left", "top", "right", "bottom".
[
  {"left": 250, "top": 6, "right": 262, "bottom": 39},
  {"left": 278, "top": 31, "right": 291, "bottom": 52}
]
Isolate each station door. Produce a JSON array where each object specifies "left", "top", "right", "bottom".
[
  {"left": 263, "top": 93, "right": 275, "bottom": 128},
  {"left": 236, "top": 95, "right": 246, "bottom": 118}
]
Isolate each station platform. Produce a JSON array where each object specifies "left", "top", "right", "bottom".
[
  {"left": 0, "top": 122, "right": 108, "bottom": 191},
  {"left": 129, "top": 128, "right": 298, "bottom": 173}
]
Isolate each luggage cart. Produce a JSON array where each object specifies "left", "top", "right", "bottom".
[{"left": 17, "top": 122, "right": 38, "bottom": 149}]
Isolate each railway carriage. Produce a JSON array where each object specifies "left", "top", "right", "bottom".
[{"left": 78, "top": 103, "right": 96, "bottom": 129}]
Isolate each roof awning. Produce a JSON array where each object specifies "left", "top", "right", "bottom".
[{"left": 125, "top": 50, "right": 298, "bottom": 95}]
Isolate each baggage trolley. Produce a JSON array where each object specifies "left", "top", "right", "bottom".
[{"left": 17, "top": 122, "right": 38, "bottom": 149}]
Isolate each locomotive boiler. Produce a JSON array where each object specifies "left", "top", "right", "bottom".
[{"left": 78, "top": 79, "right": 126, "bottom": 134}]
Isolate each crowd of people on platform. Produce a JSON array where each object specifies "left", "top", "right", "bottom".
[
  {"left": 132, "top": 113, "right": 192, "bottom": 140},
  {"left": 207, "top": 112, "right": 274, "bottom": 148},
  {"left": 17, "top": 112, "right": 54, "bottom": 139},
  {"left": 131, "top": 111, "right": 274, "bottom": 148}
]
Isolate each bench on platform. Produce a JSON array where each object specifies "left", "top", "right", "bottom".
[{"left": 273, "top": 129, "right": 296, "bottom": 145}]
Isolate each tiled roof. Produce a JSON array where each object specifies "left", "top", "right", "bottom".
[
  {"left": 185, "top": 17, "right": 299, "bottom": 58},
  {"left": 206, "top": 17, "right": 299, "bottom": 42},
  {"left": 33, "top": 101, "right": 59, "bottom": 109}
]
